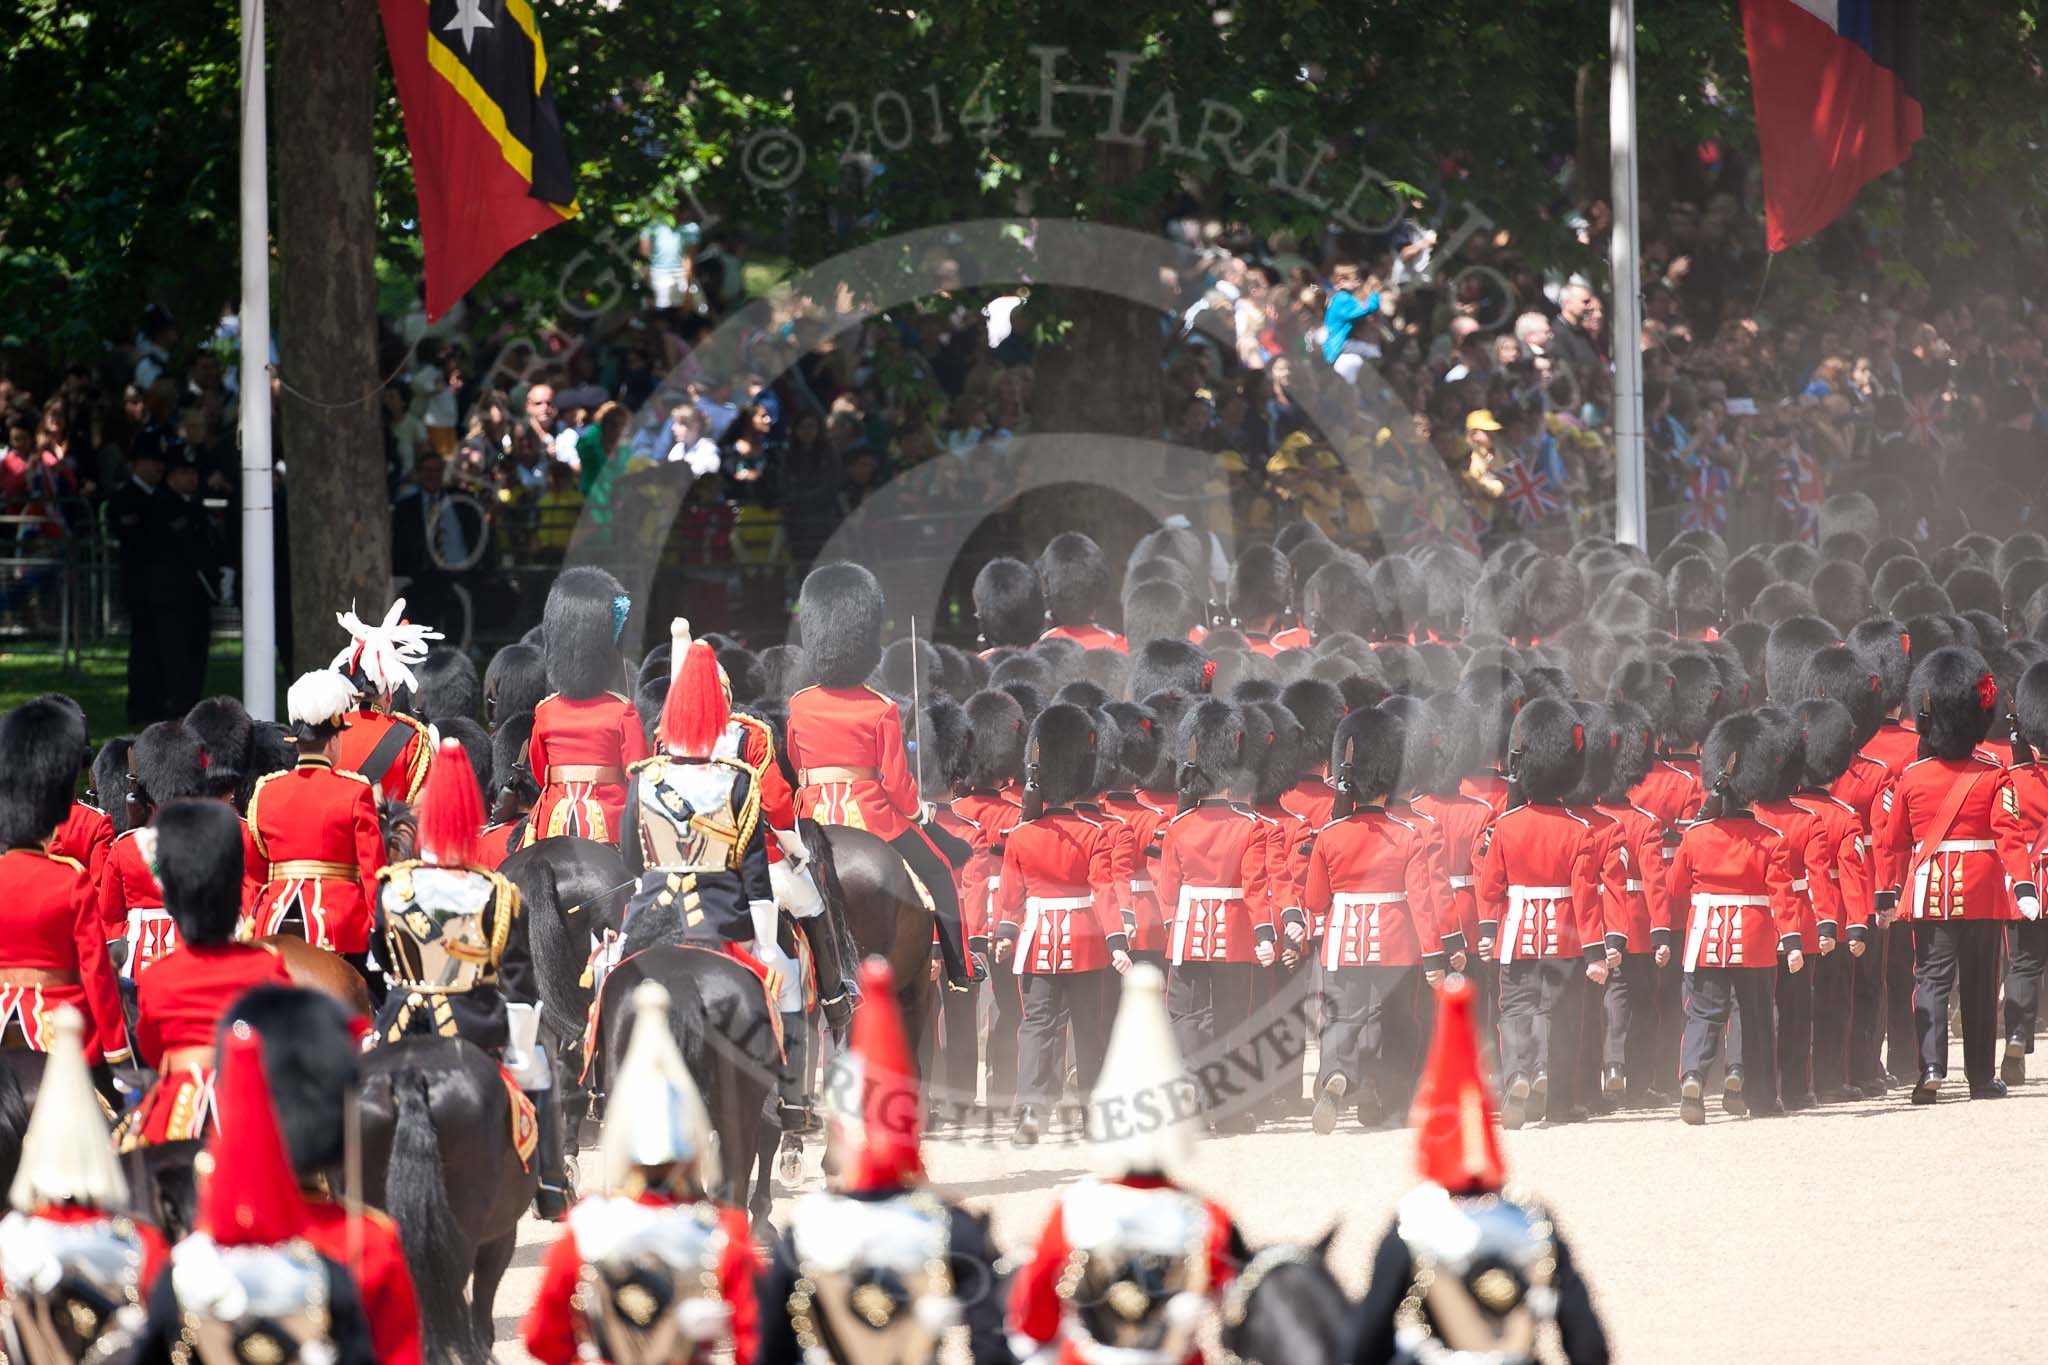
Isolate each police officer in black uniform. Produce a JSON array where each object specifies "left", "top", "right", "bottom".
[
  {"left": 158, "top": 441, "right": 227, "bottom": 718},
  {"left": 109, "top": 427, "right": 171, "bottom": 725}
]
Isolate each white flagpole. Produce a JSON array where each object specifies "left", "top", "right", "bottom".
[
  {"left": 1610, "top": 0, "right": 1649, "bottom": 549},
  {"left": 238, "top": 0, "right": 277, "bottom": 717}
]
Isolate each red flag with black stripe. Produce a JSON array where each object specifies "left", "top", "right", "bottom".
[{"left": 379, "top": 0, "right": 578, "bottom": 320}]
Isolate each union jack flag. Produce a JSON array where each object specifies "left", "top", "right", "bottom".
[
  {"left": 1775, "top": 444, "right": 1825, "bottom": 543},
  {"left": 1680, "top": 459, "right": 1731, "bottom": 534},
  {"left": 1402, "top": 504, "right": 1485, "bottom": 555},
  {"left": 1905, "top": 391, "right": 1944, "bottom": 447},
  {"left": 1497, "top": 459, "right": 1561, "bottom": 527}
]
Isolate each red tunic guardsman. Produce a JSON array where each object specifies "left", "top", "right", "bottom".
[
  {"left": 524, "top": 567, "right": 652, "bottom": 846},
  {"left": 1844, "top": 619, "right": 1923, "bottom": 1087},
  {"left": 1101, "top": 700, "right": 1171, "bottom": 966},
  {"left": 1340, "top": 978, "right": 1610, "bottom": 1364},
  {"left": 953, "top": 689, "right": 1030, "bottom": 1110},
  {"left": 1754, "top": 720, "right": 1844, "bottom": 1115},
  {"left": 48, "top": 801, "right": 113, "bottom": 890},
  {"left": 229, "top": 985, "right": 424, "bottom": 1365},
  {"left": 1305, "top": 708, "right": 1450, "bottom": 1134},
  {"left": 1875, "top": 647, "right": 2036, "bottom": 1102},
  {"left": 1472, "top": 698, "right": 1609, "bottom": 1129},
  {"left": 0, "top": 1006, "right": 168, "bottom": 1365},
  {"left": 1037, "top": 531, "right": 1129, "bottom": 652},
  {"left": 134, "top": 1025, "right": 379, "bottom": 1364},
  {"left": 1227, "top": 544, "right": 1302, "bottom": 659},
  {"left": 521, "top": 980, "right": 758, "bottom": 1365},
  {"left": 330, "top": 598, "right": 440, "bottom": 803},
  {"left": 0, "top": 697, "right": 130, "bottom": 1068},
  {"left": 1788, "top": 697, "right": 1879, "bottom": 1103},
  {"left": 994, "top": 703, "right": 1128, "bottom": 1144},
  {"left": 2002, "top": 663, "right": 2048, "bottom": 1087},
  {"left": 1008, "top": 963, "right": 1244, "bottom": 1365},
  {"left": 1562, "top": 701, "right": 1648, "bottom": 1111},
  {"left": 121, "top": 800, "right": 293, "bottom": 1149},
  {"left": 1668, "top": 712, "right": 1806, "bottom": 1125},
  {"left": 99, "top": 719, "right": 218, "bottom": 978},
  {"left": 971, "top": 554, "right": 1049, "bottom": 655},
  {"left": 246, "top": 671, "right": 387, "bottom": 961},
  {"left": 1592, "top": 701, "right": 1676, "bottom": 1106},
  {"left": 759, "top": 959, "right": 1011, "bottom": 1365},
  {"left": 1155, "top": 702, "right": 1285, "bottom": 1123},
  {"left": 786, "top": 563, "right": 972, "bottom": 986}
]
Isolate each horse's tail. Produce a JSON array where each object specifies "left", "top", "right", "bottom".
[
  {"left": 801, "top": 818, "right": 863, "bottom": 979},
  {"left": 522, "top": 859, "right": 589, "bottom": 1048},
  {"left": 387, "top": 1075, "right": 476, "bottom": 1364},
  {"left": 0, "top": 1061, "right": 27, "bottom": 1202}
]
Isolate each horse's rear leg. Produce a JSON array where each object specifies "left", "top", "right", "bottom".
[{"left": 472, "top": 1229, "right": 518, "bottom": 1356}]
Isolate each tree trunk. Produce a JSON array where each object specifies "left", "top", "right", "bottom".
[{"left": 274, "top": 0, "right": 388, "bottom": 672}]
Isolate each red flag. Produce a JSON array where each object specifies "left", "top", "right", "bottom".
[
  {"left": 1741, "top": 0, "right": 1922, "bottom": 252},
  {"left": 379, "top": 0, "right": 579, "bottom": 319}
]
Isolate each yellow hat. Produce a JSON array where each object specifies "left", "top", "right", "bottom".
[
  {"left": 1279, "top": 431, "right": 1316, "bottom": 454},
  {"left": 1215, "top": 449, "right": 1249, "bottom": 474},
  {"left": 1312, "top": 446, "right": 1343, "bottom": 470},
  {"left": 1265, "top": 448, "right": 1303, "bottom": 474},
  {"left": 1465, "top": 409, "right": 1503, "bottom": 433}
]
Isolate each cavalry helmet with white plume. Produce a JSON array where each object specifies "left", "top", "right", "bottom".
[
  {"left": 6, "top": 1006, "right": 128, "bottom": 1213},
  {"left": 1087, "top": 962, "right": 1203, "bottom": 1178},
  {"left": 602, "top": 981, "right": 719, "bottom": 1194},
  {"left": 331, "top": 598, "right": 442, "bottom": 698}
]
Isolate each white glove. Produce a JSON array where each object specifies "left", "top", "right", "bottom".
[
  {"left": 2021, "top": 894, "right": 2041, "bottom": 922},
  {"left": 676, "top": 1297, "right": 732, "bottom": 1342}
]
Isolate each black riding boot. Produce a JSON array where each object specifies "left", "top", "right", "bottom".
[
  {"left": 796, "top": 913, "right": 855, "bottom": 1039},
  {"left": 531, "top": 1087, "right": 571, "bottom": 1221}
]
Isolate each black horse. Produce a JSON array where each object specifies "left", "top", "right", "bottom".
[
  {"left": 118, "top": 1138, "right": 206, "bottom": 1245},
  {"left": 594, "top": 945, "right": 783, "bottom": 1222},
  {"left": 810, "top": 824, "right": 934, "bottom": 1066},
  {"left": 1216, "top": 1232, "right": 1350, "bottom": 1365},
  {"left": 0, "top": 1057, "right": 31, "bottom": 1208},
  {"left": 355, "top": 1037, "right": 538, "bottom": 1365}
]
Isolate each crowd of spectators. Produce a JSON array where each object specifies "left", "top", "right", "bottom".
[{"left": 5, "top": 181, "right": 2046, "bottom": 646}]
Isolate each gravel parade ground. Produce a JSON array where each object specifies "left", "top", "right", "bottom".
[{"left": 490, "top": 1034, "right": 2044, "bottom": 1363}]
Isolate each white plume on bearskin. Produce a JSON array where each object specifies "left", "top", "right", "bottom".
[
  {"left": 331, "top": 597, "right": 442, "bottom": 696},
  {"left": 602, "top": 981, "right": 720, "bottom": 1191},
  {"left": 1087, "top": 963, "right": 1201, "bottom": 1178},
  {"left": 6, "top": 1006, "right": 127, "bottom": 1213}
]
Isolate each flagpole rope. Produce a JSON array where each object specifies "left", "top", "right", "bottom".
[
  {"left": 1750, "top": 251, "right": 1775, "bottom": 319},
  {"left": 268, "top": 348, "right": 420, "bottom": 411}
]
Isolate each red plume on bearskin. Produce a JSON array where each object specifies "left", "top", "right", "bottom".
[
  {"left": 1410, "top": 977, "right": 1505, "bottom": 1196},
  {"left": 417, "top": 737, "right": 483, "bottom": 866},
  {"left": 198, "top": 1025, "right": 313, "bottom": 1246},
  {"left": 833, "top": 958, "right": 925, "bottom": 1193},
  {"left": 661, "top": 641, "right": 729, "bottom": 758}
]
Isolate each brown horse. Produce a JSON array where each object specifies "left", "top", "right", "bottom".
[{"left": 255, "top": 934, "right": 374, "bottom": 1018}]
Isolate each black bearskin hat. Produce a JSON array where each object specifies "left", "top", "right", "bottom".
[
  {"left": 156, "top": 798, "right": 245, "bottom": 946},
  {"left": 1723, "top": 548, "right": 1773, "bottom": 619},
  {"left": 973, "top": 557, "right": 1047, "bottom": 649},
  {"left": 2015, "top": 659, "right": 2048, "bottom": 752},
  {"left": 1591, "top": 585, "right": 1656, "bottom": 636},
  {"left": 541, "top": 566, "right": 630, "bottom": 699},
  {"left": 1509, "top": 697, "right": 1586, "bottom": 804},
  {"left": 1373, "top": 643, "right": 1427, "bottom": 695},
  {"left": 414, "top": 648, "right": 482, "bottom": 724},
  {"left": 1228, "top": 545, "right": 1294, "bottom": 627},
  {"left": 1078, "top": 648, "right": 1130, "bottom": 702},
  {"left": 1910, "top": 645, "right": 1999, "bottom": 760},
  {"left": 224, "top": 986, "right": 360, "bottom": 1174},
  {"left": 1606, "top": 653, "right": 1675, "bottom": 737},
  {"left": 962, "top": 690, "right": 1027, "bottom": 789},
  {"left": 484, "top": 642, "right": 549, "bottom": 728},
  {"left": 1862, "top": 536, "right": 1916, "bottom": 578},
  {"left": 1764, "top": 616, "right": 1842, "bottom": 704},
  {"left": 1280, "top": 678, "right": 1346, "bottom": 769},
  {"left": 1332, "top": 670, "right": 1391, "bottom": 713},
  {"left": 999, "top": 681, "right": 1046, "bottom": 726},
  {"left": 1419, "top": 545, "right": 1482, "bottom": 638},
  {"left": 1412, "top": 641, "right": 1463, "bottom": 693},
  {"left": 1719, "top": 620, "right": 1769, "bottom": 683},
  {"left": 1369, "top": 557, "right": 1431, "bottom": 640},
  {"left": 1666, "top": 555, "right": 1724, "bottom": 635},
  {"left": 1961, "top": 610, "right": 2008, "bottom": 654},
  {"left": 1701, "top": 713, "right": 1781, "bottom": 812},
  {"left": 878, "top": 638, "right": 941, "bottom": 702},
  {"left": 756, "top": 645, "right": 810, "bottom": 704},
  {"left": 1457, "top": 663, "right": 1525, "bottom": 766},
  {"left": 1128, "top": 554, "right": 1195, "bottom": 594},
  {"left": 935, "top": 644, "right": 982, "bottom": 700},
  {"left": 1123, "top": 579, "right": 1200, "bottom": 650},
  {"left": 1519, "top": 665, "right": 1572, "bottom": 703},
  {"left": 1304, "top": 558, "right": 1384, "bottom": 639},
  {"left": 1792, "top": 698, "right": 1857, "bottom": 788},
  {"left": 1943, "top": 567, "right": 2002, "bottom": 619},
  {"left": 94, "top": 738, "right": 136, "bottom": 837},
  {"left": 990, "top": 653, "right": 1055, "bottom": 702},
  {"left": 909, "top": 697, "right": 971, "bottom": 794},
  {"left": 1607, "top": 699, "right": 1657, "bottom": 798},
  {"left": 1175, "top": 700, "right": 1246, "bottom": 800},
  {"left": 1464, "top": 569, "right": 1525, "bottom": 640},
  {"left": 1901, "top": 615, "right": 1956, "bottom": 664},
  {"left": 1847, "top": 619, "right": 1913, "bottom": 713},
  {"left": 1331, "top": 706, "right": 1405, "bottom": 805},
  {"left": 1871, "top": 555, "right": 1933, "bottom": 609},
  {"left": 1704, "top": 638, "right": 1753, "bottom": 710},
  {"left": 1423, "top": 693, "right": 1481, "bottom": 795},
  {"left": 185, "top": 696, "right": 255, "bottom": 805},
  {"left": 1104, "top": 701, "right": 1162, "bottom": 789},
  {"left": 2004, "top": 559, "right": 2048, "bottom": 624},
  {"left": 1769, "top": 542, "right": 1820, "bottom": 587},
  {"left": 1798, "top": 643, "right": 1885, "bottom": 745},
  {"left": 1569, "top": 700, "right": 1618, "bottom": 804},
  {"left": 1227, "top": 679, "right": 1279, "bottom": 705},
  {"left": 1666, "top": 527, "right": 1730, "bottom": 569},
  {"left": 1273, "top": 521, "right": 1327, "bottom": 556},
  {"left": 1036, "top": 533, "right": 1114, "bottom": 627},
  {"left": 1026, "top": 703, "right": 1100, "bottom": 808},
  {"left": 1520, "top": 556, "right": 1586, "bottom": 641},
  {"left": 490, "top": 713, "right": 539, "bottom": 810},
  {"left": 1245, "top": 701, "right": 1305, "bottom": 805},
  {"left": 442, "top": 718, "right": 491, "bottom": 796},
  {"left": 1751, "top": 706, "right": 1807, "bottom": 802},
  {"left": 1666, "top": 653, "right": 1725, "bottom": 747},
  {"left": 1129, "top": 639, "right": 1213, "bottom": 701},
  {"left": 1996, "top": 533, "right": 2048, "bottom": 584},
  {"left": 1820, "top": 531, "right": 1869, "bottom": 566},
  {"left": 1379, "top": 694, "right": 1437, "bottom": 797},
  {"left": 1056, "top": 680, "right": 1112, "bottom": 711},
  {"left": 1887, "top": 581, "right": 1953, "bottom": 620},
  {"left": 1127, "top": 526, "right": 1209, "bottom": 588},
  {"left": 1030, "top": 635, "right": 1085, "bottom": 686},
  {"left": 1810, "top": 559, "right": 1872, "bottom": 636},
  {"left": 797, "top": 562, "right": 887, "bottom": 688},
  {"left": 1289, "top": 537, "right": 1342, "bottom": 591},
  {"left": 134, "top": 721, "right": 207, "bottom": 807},
  {"left": 1748, "top": 580, "right": 1817, "bottom": 628},
  {"left": 0, "top": 697, "right": 83, "bottom": 849}
]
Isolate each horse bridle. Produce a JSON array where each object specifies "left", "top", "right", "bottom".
[{"left": 1210, "top": 1243, "right": 1327, "bottom": 1365}]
